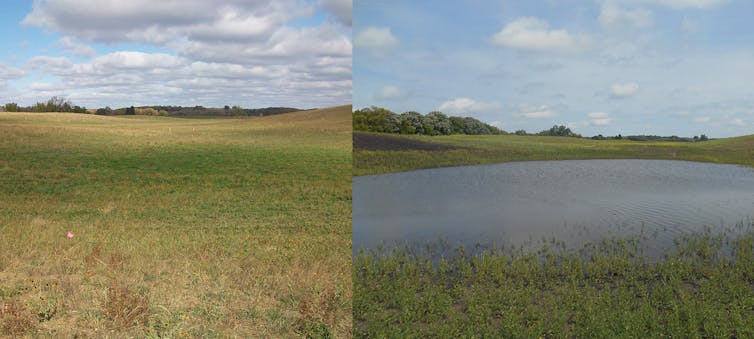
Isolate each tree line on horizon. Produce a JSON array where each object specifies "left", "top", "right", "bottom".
[
  {"left": 355, "top": 106, "right": 712, "bottom": 141},
  {"left": 3, "top": 96, "right": 88, "bottom": 113},
  {"left": 2, "top": 96, "right": 300, "bottom": 117}
]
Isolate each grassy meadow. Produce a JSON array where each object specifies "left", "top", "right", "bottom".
[
  {"left": 354, "top": 132, "right": 754, "bottom": 175},
  {"left": 0, "top": 106, "right": 351, "bottom": 337},
  {"left": 353, "top": 131, "right": 754, "bottom": 337}
]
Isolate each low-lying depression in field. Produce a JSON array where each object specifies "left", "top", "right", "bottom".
[{"left": 353, "top": 159, "right": 754, "bottom": 256}]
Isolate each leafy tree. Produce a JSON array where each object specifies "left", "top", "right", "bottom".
[
  {"left": 352, "top": 106, "right": 399, "bottom": 133},
  {"left": 538, "top": 125, "right": 580, "bottom": 137},
  {"left": 399, "top": 111, "right": 424, "bottom": 134},
  {"left": 514, "top": 129, "right": 527, "bottom": 136},
  {"left": 461, "top": 117, "right": 493, "bottom": 135},
  {"left": 3, "top": 103, "right": 20, "bottom": 112},
  {"left": 449, "top": 116, "right": 465, "bottom": 134},
  {"left": 353, "top": 109, "right": 368, "bottom": 131},
  {"left": 125, "top": 106, "right": 136, "bottom": 115},
  {"left": 700, "top": 134, "right": 708, "bottom": 141},
  {"left": 422, "top": 111, "right": 452, "bottom": 135},
  {"left": 45, "top": 96, "right": 72, "bottom": 112}
]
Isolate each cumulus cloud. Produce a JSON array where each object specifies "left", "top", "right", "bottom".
[
  {"left": 588, "top": 112, "right": 613, "bottom": 125},
  {"left": 600, "top": 3, "right": 653, "bottom": 28},
  {"left": 438, "top": 97, "right": 502, "bottom": 114},
  {"left": 59, "top": 37, "right": 96, "bottom": 57},
  {"left": 610, "top": 82, "right": 639, "bottom": 98},
  {"left": 491, "top": 17, "right": 591, "bottom": 52},
  {"left": 731, "top": 118, "right": 745, "bottom": 126},
  {"left": 17, "top": 0, "right": 351, "bottom": 107},
  {"left": 513, "top": 104, "right": 558, "bottom": 119},
  {"left": 24, "top": 51, "right": 350, "bottom": 108},
  {"left": 355, "top": 27, "right": 398, "bottom": 56},
  {"left": 693, "top": 116, "right": 712, "bottom": 123}
]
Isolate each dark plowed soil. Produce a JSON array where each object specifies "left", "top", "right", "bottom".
[{"left": 353, "top": 132, "right": 463, "bottom": 151}]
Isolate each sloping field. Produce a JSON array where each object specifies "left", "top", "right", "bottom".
[{"left": 0, "top": 106, "right": 351, "bottom": 337}]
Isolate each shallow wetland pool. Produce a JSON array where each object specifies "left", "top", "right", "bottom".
[{"left": 353, "top": 159, "right": 754, "bottom": 256}]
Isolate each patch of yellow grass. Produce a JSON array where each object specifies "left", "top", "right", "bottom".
[{"left": 0, "top": 106, "right": 352, "bottom": 337}]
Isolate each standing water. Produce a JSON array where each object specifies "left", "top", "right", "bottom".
[{"left": 353, "top": 160, "right": 754, "bottom": 256}]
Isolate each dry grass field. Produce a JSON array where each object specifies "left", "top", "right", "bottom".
[{"left": 0, "top": 106, "right": 351, "bottom": 337}]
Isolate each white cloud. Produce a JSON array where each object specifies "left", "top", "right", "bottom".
[
  {"left": 17, "top": 0, "right": 351, "bottom": 108},
  {"left": 491, "top": 17, "right": 591, "bottom": 52},
  {"left": 0, "top": 64, "right": 26, "bottom": 90},
  {"left": 438, "top": 97, "right": 501, "bottom": 114},
  {"left": 732, "top": 118, "right": 745, "bottom": 126},
  {"left": 599, "top": 3, "right": 653, "bottom": 28},
  {"left": 513, "top": 104, "right": 558, "bottom": 119},
  {"left": 355, "top": 27, "right": 398, "bottom": 56},
  {"left": 24, "top": 51, "right": 350, "bottom": 108},
  {"left": 0, "top": 64, "right": 26, "bottom": 80},
  {"left": 59, "top": 37, "right": 96, "bottom": 57},
  {"left": 693, "top": 116, "right": 712, "bottom": 123},
  {"left": 610, "top": 82, "right": 639, "bottom": 98}
]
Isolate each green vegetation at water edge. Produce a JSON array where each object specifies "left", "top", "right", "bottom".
[
  {"left": 354, "top": 226, "right": 754, "bottom": 337},
  {"left": 353, "top": 132, "right": 754, "bottom": 175},
  {"left": 0, "top": 107, "right": 351, "bottom": 337}
]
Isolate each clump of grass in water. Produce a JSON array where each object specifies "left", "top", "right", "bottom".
[{"left": 354, "top": 224, "right": 754, "bottom": 337}]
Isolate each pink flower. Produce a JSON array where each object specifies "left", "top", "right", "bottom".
[{"left": 66, "top": 232, "right": 74, "bottom": 238}]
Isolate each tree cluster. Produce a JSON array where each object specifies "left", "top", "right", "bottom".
[
  {"left": 512, "top": 125, "right": 582, "bottom": 138},
  {"left": 4, "top": 96, "right": 87, "bottom": 113},
  {"left": 353, "top": 106, "right": 504, "bottom": 136},
  {"left": 537, "top": 125, "right": 581, "bottom": 137}
]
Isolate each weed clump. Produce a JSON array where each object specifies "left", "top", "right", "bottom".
[{"left": 104, "top": 283, "right": 150, "bottom": 329}]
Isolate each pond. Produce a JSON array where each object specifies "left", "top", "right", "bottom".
[{"left": 353, "top": 159, "right": 754, "bottom": 256}]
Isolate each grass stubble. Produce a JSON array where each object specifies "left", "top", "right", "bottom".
[
  {"left": 354, "top": 131, "right": 754, "bottom": 337},
  {"left": 0, "top": 106, "right": 351, "bottom": 337}
]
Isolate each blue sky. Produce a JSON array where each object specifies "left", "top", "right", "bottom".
[
  {"left": 0, "top": 0, "right": 351, "bottom": 109},
  {"left": 354, "top": 0, "right": 754, "bottom": 137}
]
